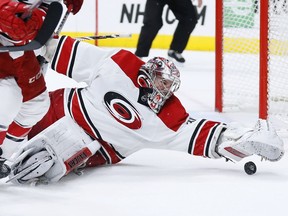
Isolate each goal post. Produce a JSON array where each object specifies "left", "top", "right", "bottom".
[
  {"left": 259, "top": 0, "right": 268, "bottom": 119},
  {"left": 215, "top": 0, "right": 223, "bottom": 113},
  {"left": 215, "top": 0, "right": 288, "bottom": 127}
]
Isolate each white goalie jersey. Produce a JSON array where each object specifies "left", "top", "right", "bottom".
[
  {"left": 39, "top": 36, "right": 226, "bottom": 164},
  {"left": 6, "top": 36, "right": 284, "bottom": 184}
]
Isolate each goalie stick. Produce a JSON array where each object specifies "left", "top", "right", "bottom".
[
  {"left": 76, "top": 33, "right": 132, "bottom": 41},
  {"left": 0, "top": 2, "right": 63, "bottom": 53},
  {"left": 54, "top": 5, "right": 73, "bottom": 36}
]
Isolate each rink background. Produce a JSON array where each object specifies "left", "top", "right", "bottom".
[{"left": 1, "top": 49, "right": 287, "bottom": 216}]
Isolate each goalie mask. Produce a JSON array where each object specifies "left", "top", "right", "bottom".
[{"left": 138, "top": 57, "right": 181, "bottom": 113}]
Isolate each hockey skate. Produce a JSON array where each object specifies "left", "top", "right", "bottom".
[
  {"left": 168, "top": 50, "right": 185, "bottom": 63},
  {"left": 217, "top": 119, "right": 285, "bottom": 162}
]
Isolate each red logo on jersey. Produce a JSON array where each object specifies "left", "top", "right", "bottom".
[{"left": 104, "top": 92, "right": 142, "bottom": 129}]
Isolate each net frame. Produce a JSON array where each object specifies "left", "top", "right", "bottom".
[{"left": 215, "top": 0, "right": 288, "bottom": 125}]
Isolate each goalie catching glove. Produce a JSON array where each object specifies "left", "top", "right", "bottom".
[
  {"left": 216, "top": 119, "right": 284, "bottom": 162},
  {"left": 7, "top": 116, "right": 101, "bottom": 185},
  {"left": 0, "top": 0, "right": 46, "bottom": 46}
]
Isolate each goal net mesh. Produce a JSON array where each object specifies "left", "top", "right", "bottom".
[{"left": 221, "top": 0, "right": 288, "bottom": 126}]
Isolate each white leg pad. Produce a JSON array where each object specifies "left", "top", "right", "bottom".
[{"left": 8, "top": 116, "right": 101, "bottom": 184}]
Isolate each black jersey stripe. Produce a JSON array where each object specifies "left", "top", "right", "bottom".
[
  {"left": 188, "top": 119, "right": 206, "bottom": 154},
  {"left": 76, "top": 89, "right": 103, "bottom": 140},
  {"left": 99, "top": 147, "right": 111, "bottom": 164},
  {"left": 67, "top": 40, "right": 80, "bottom": 78},
  {"left": 204, "top": 123, "right": 219, "bottom": 158},
  {"left": 51, "top": 36, "right": 65, "bottom": 70},
  {"left": 110, "top": 144, "right": 125, "bottom": 160},
  {"left": 5, "top": 134, "right": 25, "bottom": 142},
  {"left": 67, "top": 88, "right": 75, "bottom": 117}
]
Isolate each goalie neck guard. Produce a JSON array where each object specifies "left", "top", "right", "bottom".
[{"left": 137, "top": 57, "right": 181, "bottom": 113}]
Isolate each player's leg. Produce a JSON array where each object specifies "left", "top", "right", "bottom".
[
  {"left": 0, "top": 78, "right": 22, "bottom": 145},
  {"left": 135, "top": 0, "right": 165, "bottom": 57},
  {"left": 1, "top": 62, "right": 50, "bottom": 159},
  {"left": 0, "top": 78, "right": 22, "bottom": 141},
  {"left": 0, "top": 78, "right": 22, "bottom": 178},
  {"left": 168, "top": 0, "right": 198, "bottom": 62}
]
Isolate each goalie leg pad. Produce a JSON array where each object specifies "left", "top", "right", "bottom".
[{"left": 8, "top": 116, "right": 101, "bottom": 184}]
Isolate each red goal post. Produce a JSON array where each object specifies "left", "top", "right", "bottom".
[{"left": 215, "top": 0, "right": 288, "bottom": 127}]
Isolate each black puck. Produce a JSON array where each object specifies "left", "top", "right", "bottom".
[{"left": 244, "top": 161, "right": 257, "bottom": 175}]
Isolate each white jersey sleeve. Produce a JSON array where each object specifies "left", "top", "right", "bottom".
[
  {"left": 165, "top": 117, "right": 226, "bottom": 159},
  {"left": 50, "top": 36, "right": 119, "bottom": 86}
]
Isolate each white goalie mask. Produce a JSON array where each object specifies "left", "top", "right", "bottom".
[{"left": 138, "top": 57, "right": 181, "bottom": 113}]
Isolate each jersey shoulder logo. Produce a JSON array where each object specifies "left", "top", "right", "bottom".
[{"left": 103, "top": 91, "right": 142, "bottom": 129}]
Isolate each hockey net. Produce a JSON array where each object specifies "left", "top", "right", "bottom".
[{"left": 215, "top": 0, "right": 288, "bottom": 130}]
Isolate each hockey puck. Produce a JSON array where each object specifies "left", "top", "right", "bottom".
[{"left": 244, "top": 161, "right": 257, "bottom": 175}]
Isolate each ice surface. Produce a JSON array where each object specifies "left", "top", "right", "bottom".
[{"left": 1, "top": 48, "right": 287, "bottom": 216}]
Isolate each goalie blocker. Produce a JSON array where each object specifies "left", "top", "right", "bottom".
[{"left": 7, "top": 116, "right": 100, "bottom": 185}]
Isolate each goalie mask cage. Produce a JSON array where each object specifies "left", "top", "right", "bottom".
[{"left": 215, "top": 0, "right": 288, "bottom": 126}]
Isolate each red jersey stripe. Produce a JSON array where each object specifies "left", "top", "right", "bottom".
[
  {"left": 70, "top": 91, "right": 97, "bottom": 139},
  {"left": 193, "top": 121, "right": 219, "bottom": 156},
  {"left": 55, "top": 37, "right": 74, "bottom": 76},
  {"left": 111, "top": 49, "right": 144, "bottom": 87},
  {"left": 7, "top": 121, "right": 31, "bottom": 138}
]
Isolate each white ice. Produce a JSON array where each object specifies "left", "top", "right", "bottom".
[{"left": 1, "top": 49, "right": 288, "bottom": 216}]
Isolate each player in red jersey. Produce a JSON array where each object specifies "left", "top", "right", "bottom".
[{"left": 0, "top": 0, "right": 83, "bottom": 160}]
